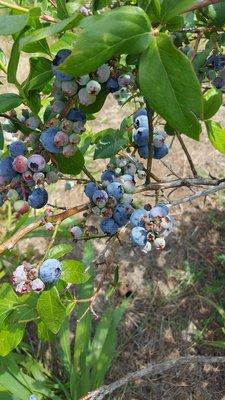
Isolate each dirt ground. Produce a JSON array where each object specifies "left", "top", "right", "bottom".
[{"left": 1, "top": 40, "right": 225, "bottom": 399}]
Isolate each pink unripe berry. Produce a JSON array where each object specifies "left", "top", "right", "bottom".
[
  {"left": 86, "top": 80, "right": 101, "bottom": 95},
  {"left": 33, "top": 172, "right": 45, "bottom": 184},
  {"left": 25, "top": 116, "right": 39, "bottom": 130},
  {"left": 62, "top": 80, "right": 78, "bottom": 96},
  {"left": 63, "top": 144, "right": 74, "bottom": 157},
  {"left": 13, "top": 155, "right": 28, "bottom": 173},
  {"left": 6, "top": 189, "right": 19, "bottom": 202},
  {"left": 31, "top": 278, "right": 45, "bottom": 293},
  {"left": 61, "top": 119, "right": 74, "bottom": 133},
  {"left": 73, "top": 121, "right": 85, "bottom": 133},
  {"left": 44, "top": 208, "right": 54, "bottom": 218},
  {"left": 13, "top": 200, "right": 30, "bottom": 214},
  {"left": 77, "top": 75, "right": 90, "bottom": 86},
  {"left": 45, "top": 171, "right": 58, "bottom": 184},
  {"left": 52, "top": 100, "right": 65, "bottom": 114},
  {"left": 96, "top": 64, "right": 110, "bottom": 83},
  {"left": 70, "top": 226, "right": 82, "bottom": 239},
  {"left": 44, "top": 222, "right": 54, "bottom": 231},
  {"left": 54, "top": 131, "right": 69, "bottom": 147},
  {"left": 69, "top": 133, "right": 80, "bottom": 145},
  {"left": 78, "top": 88, "right": 96, "bottom": 106},
  {"left": 27, "top": 154, "right": 46, "bottom": 172},
  {"left": 22, "top": 170, "right": 34, "bottom": 184}
]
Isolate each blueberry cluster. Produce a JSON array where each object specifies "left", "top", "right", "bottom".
[
  {"left": 84, "top": 155, "right": 146, "bottom": 236},
  {"left": 205, "top": 54, "right": 225, "bottom": 89},
  {"left": 133, "top": 109, "right": 169, "bottom": 160},
  {"left": 12, "top": 258, "right": 62, "bottom": 294},
  {"left": 130, "top": 204, "right": 174, "bottom": 253},
  {"left": 0, "top": 140, "right": 58, "bottom": 211}
]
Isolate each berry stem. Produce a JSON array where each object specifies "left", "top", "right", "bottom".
[
  {"left": 176, "top": 131, "right": 198, "bottom": 178},
  {"left": 82, "top": 166, "right": 98, "bottom": 184},
  {"left": 145, "top": 103, "right": 154, "bottom": 185},
  {"left": 185, "top": 0, "right": 224, "bottom": 13},
  {"left": 41, "top": 221, "right": 60, "bottom": 265}
]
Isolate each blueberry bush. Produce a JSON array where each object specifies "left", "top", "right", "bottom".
[{"left": 0, "top": 0, "right": 225, "bottom": 398}]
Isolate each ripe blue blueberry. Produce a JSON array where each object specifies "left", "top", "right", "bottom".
[
  {"left": 39, "top": 258, "right": 62, "bottom": 284},
  {"left": 131, "top": 227, "right": 147, "bottom": 247},
  {"left": 0, "top": 156, "right": 17, "bottom": 181},
  {"left": 149, "top": 204, "right": 169, "bottom": 218},
  {"left": 52, "top": 49, "right": 73, "bottom": 81},
  {"left": 130, "top": 208, "right": 149, "bottom": 227},
  {"left": 133, "top": 108, "right": 147, "bottom": 122},
  {"left": 67, "top": 108, "right": 86, "bottom": 123},
  {"left": 100, "top": 218, "right": 119, "bottom": 235},
  {"left": 101, "top": 170, "right": 115, "bottom": 186},
  {"left": 133, "top": 127, "right": 149, "bottom": 147},
  {"left": 0, "top": 194, "right": 4, "bottom": 207},
  {"left": 28, "top": 188, "right": 48, "bottom": 209},
  {"left": 27, "top": 154, "right": 46, "bottom": 172},
  {"left": 107, "top": 182, "right": 124, "bottom": 200},
  {"left": 153, "top": 144, "right": 169, "bottom": 159},
  {"left": 70, "top": 226, "right": 82, "bottom": 239},
  {"left": 40, "top": 128, "right": 63, "bottom": 154},
  {"left": 84, "top": 182, "right": 98, "bottom": 199},
  {"left": 113, "top": 203, "right": 134, "bottom": 226},
  {"left": 92, "top": 189, "right": 108, "bottom": 208},
  {"left": 134, "top": 115, "right": 148, "bottom": 129},
  {"left": 138, "top": 145, "right": 148, "bottom": 159},
  {"left": 9, "top": 141, "right": 26, "bottom": 158},
  {"left": 106, "top": 77, "right": 120, "bottom": 93},
  {"left": 212, "top": 76, "right": 225, "bottom": 89}
]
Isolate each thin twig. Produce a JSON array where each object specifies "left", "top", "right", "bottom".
[
  {"left": 82, "top": 166, "right": 97, "bottom": 184},
  {"left": 185, "top": 0, "right": 225, "bottom": 13},
  {"left": 176, "top": 132, "right": 198, "bottom": 178},
  {"left": 80, "top": 356, "right": 225, "bottom": 400},
  {"left": 190, "top": 32, "right": 203, "bottom": 62}
]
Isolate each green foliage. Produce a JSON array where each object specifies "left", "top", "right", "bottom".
[
  {"left": 139, "top": 33, "right": 202, "bottom": 139},
  {"left": 61, "top": 259, "right": 89, "bottom": 284},
  {"left": 55, "top": 149, "right": 84, "bottom": 175},
  {"left": 160, "top": 0, "right": 196, "bottom": 23},
  {"left": 94, "top": 128, "right": 129, "bottom": 159},
  {"left": 205, "top": 120, "right": 225, "bottom": 154},
  {"left": 47, "top": 244, "right": 73, "bottom": 259},
  {"left": 0, "top": 15, "right": 29, "bottom": 35},
  {"left": 59, "top": 6, "right": 151, "bottom": 76},
  {"left": 0, "top": 94, "right": 23, "bottom": 113},
  {"left": 203, "top": 88, "right": 222, "bottom": 120},
  {"left": 37, "top": 287, "right": 66, "bottom": 334}
]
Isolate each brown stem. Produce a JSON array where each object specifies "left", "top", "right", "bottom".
[
  {"left": 81, "top": 356, "right": 225, "bottom": 400},
  {"left": 189, "top": 32, "right": 203, "bottom": 62},
  {"left": 145, "top": 105, "right": 154, "bottom": 185},
  {"left": 0, "top": 203, "right": 89, "bottom": 255},
  {"left": 176, "top": 132, "right": 198, "bottom": 177},
  {"left": 185, "top": 0, "right": 225, "bottom": 13}
]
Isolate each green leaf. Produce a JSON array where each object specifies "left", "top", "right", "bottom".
[
  {"left": 208, "top": 3, "right": 225, "bottom": 27},
  {"left": 139, "top": 33, "right": 202, "bottom": 139},
  {"left": 92, "top": 0, "right": 109, "bottom": 11},
  {"left": 0, "top": 123, "right": 4, "bottom": 150},
  {"left": 55, "top": 148, "right": 84, "bottom": 175},
  {"left": 37, "top": 287, "right": 66, "bottom": 334},
  {"left": 23, "top": 57, "right": 53, "bottom": 92},
  {"left": 59, "top": 6, "right": 151, "bottom": 76},
  {"left": 0, "top": 94, "right": 23, "bottom": 113},
  {"left": 0, "top": 15, "right": 29, "bottom": 35},
  {"left": 160, "top": 0, "right": 196, "bottom": 23},
  {"left": 94, "top": 129, "right": 129, "bottom": 159},
  {"left": 19, "top": 13, "right": 82, "bottom": 50},
  {"left": 0, "top": 321, "right": 24, "bottom": 357},
  {"left": 203, "top": 88, "right": 222, "bottom": 120},
  {"left": 0, "top": 284, "right": 18, "bottom": 327},
  {"left": 26, "top": 91, "right": 41, "bottom": 114},
  {"left": 61, "top": 259, "right": 89, "bottom": 284},
  {"left": 47, "top": 244, "right": 73, "bottom": 259},
  {"left": 138, "top": 0, "right": 161, "bottom": 22},
  {"left": 56, "top": 0, "right": 69, "bottom": 19},
  {"left": 0, "top": 369, "right": 31, "bottom": 400},
  {"left": 205, "top": 120, "right": 225, "bottom": 154},
  {"left": 37, "top": 321, "right": 55, "bottom": 342},
  {"left": 58, "top": 320, "right": 71, "bottom": 374}
]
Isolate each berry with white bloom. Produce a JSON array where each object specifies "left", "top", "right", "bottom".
[
  {"left": 86, "top": 80, "right": 101, "bottom": 95},
  {"left": 78, "top": 88, "right": 96, "bottom": 106},
  {"left": 12, "top": 264, "right": 28, "bottom": 284},
  {"left": 31, "top": 278, "right": 45, "bottom": 293}
]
